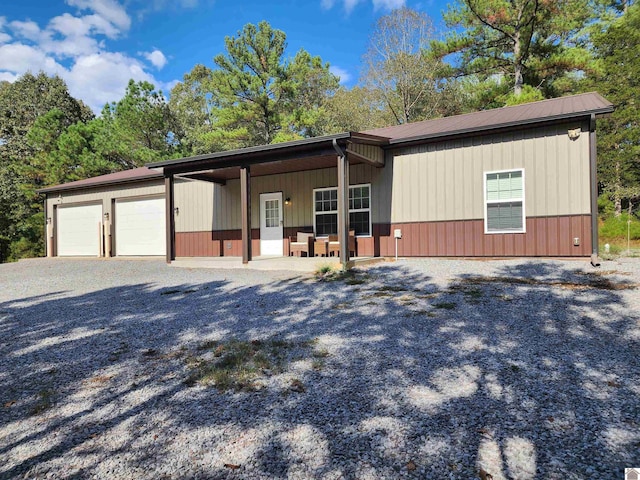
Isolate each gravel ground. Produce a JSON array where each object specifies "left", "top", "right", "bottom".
[{"left": 1, "top": 257, "right": 639, "bottom": 480}]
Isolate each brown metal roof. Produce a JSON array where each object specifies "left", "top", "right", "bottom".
[
  {"left": 39, "top": 92, "right": 612, "bottom": 193},
  {"left": 37, "top": 167, "right": 163, "bottom": 194},
  {"left": 364, "top": 92, "right": 614, "bottom": 145}
]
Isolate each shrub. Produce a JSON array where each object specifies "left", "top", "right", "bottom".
[{"left": 599, "top": 213, "right": 640, "bottom": 240}]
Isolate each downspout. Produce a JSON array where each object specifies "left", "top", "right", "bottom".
[
  {"left": 589, "top": 114, "right": 600, "bottom": 267},
  {"left": 332, "top": 137, "right": 345, "bottom": 162}
]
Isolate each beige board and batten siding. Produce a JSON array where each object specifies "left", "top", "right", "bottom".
[
  {"left": 385, "top": 121, "right": 591, "bottom": 223},
  {"left": 173, "top": 163, "right": 386, "bottom": 233},
  {"left": 46, "top": 180, "right": 165, "bottom": 220}
]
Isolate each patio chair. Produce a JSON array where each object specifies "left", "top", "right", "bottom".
[
  {"left": 289, "top": 232, "right": 314, "bottom": 257},
  {"left": 328, "top": 230, "right": 356, "bottom": 257}
]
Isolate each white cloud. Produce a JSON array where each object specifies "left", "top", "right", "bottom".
[
  {"left": 0, "top": 43, "right": 66, "bottom": 76},
  {"left": 329, "top": 66, "right": 352, "bottom": 84},
  {"left": 142, "top": 49, "right": 167, "bottom": 69},
  {"left": 372, "top": 0, "right": 405, "bottom": 9},
  {"left": 65, "top": 0, "right": 131, "bottom": 32},
  {"left": 9, "top": 20, "right": 42, "bottom": 41},
  {"left": 321, "top": 0, "right": 405, "bottom": 12},
  {"left": 0, "top": 1, "right": 175, "bottom": 113},
  {"left": 0, "top": 71, "right": 19, "bottom": 82},
  {"left": 65, "top": 52, "right": 154, "bottom": 111}
]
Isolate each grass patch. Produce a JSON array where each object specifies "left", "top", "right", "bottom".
[
  {"left": 315, "top": 263, "right": 340, "bottom": 280},
  {"left": 342, "top": 270, "right": 369, "bottom": 285},
  {"left": 433, "top": 302, "right": 457, "bottom": 310},
  {"left": 458, "top": 275, "right": 636, "bottom": 291},
  {"left": 184, "top": 337, "right": 316, "bottom": 392},
  {"left": 378, "top": 285, "right": 408, "bottom": 292}
]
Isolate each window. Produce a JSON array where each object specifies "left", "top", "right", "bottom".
[
  {"left": 264, "top": 199, "right": 279, "bottom": 228},
  {"left": 313, "top": 184, "right": 371, "bottom": 236},
  {"left": 484, "top": 169, "right": 525, "bottom": 233}
]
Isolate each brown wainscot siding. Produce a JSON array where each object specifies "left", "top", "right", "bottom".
[
  {"left": 175, "top": 227, "right": 314, "bottom": 257},
  {"left": 363, "top": 214, "right": 592, "bottom": 257}
]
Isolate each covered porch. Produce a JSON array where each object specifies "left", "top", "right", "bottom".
[{"left": 148, "top": 132, "right": 389, "bottom": 269}]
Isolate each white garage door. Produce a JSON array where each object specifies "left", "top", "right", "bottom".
[
  {"left": 57, "top": 204, "right": 103, "bottom": 256},
  {"left": 115, "top": 197, "right": 166, "bottom": 256}
]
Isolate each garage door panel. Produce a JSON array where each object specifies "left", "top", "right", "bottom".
[
  {"left": 57, "top": 204, "right": 102, "bottom": 256},
  {"left": 116, "top": 198, "right": 166, "bottom": 256}
]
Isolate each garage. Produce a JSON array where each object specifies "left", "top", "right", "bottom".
[
  {"left": 115, "top": 196, "right": 166, "bottom": 256},
  {"left": 56, "top": 203, "right": 103, "bottom": 256}
]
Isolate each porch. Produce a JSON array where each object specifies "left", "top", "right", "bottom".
[{"left": 148, "top": 133, "right": 390, "bottom": 269}]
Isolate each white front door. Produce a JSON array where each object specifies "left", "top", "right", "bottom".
[{"left": 260, "top": 192, "right": 283, "bottom": 256}]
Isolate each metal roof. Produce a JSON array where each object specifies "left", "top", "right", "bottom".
[
  {"left": 37, "top": 167, "right": 163, "bottom": 194},
  {"left": 146, "top": 132, "right": 388, "bottom": 170},
  {"left": 364, "top": 92, "right": 613, "bottom": 145},
  {"left": 38, "top": 92, "right": 613, "bottom": 193}
]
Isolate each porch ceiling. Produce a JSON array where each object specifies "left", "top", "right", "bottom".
[
  {"left": 178, "top": 154, "right": 369, "bottom": 183},
  {"left": 147, "top": 132, "right": 389, "bottom": 178}
]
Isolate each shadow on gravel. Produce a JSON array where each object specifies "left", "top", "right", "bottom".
[{"left": 1, "top": 261, "right": 639, "bottom": 479}]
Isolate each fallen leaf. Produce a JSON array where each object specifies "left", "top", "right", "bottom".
[
  {"left": 4, "top": 400, "right": 16, "bottom": 408},
  {"left": 548, "top": 416, "right": 555, "bottom": 422},
  {"left": 479, "top": 468, "right": 493, "bottom": 480},
  {"left": 477, "top": 428, "right": 491, "bottom": 436},
  {"left": 407, "top": 461, "right": 416, "bottom": 471},
  {"left": 607, "top": 380, "right": 621, "bottom": 388},
  {"left": 224, "top": 463, "right": 240, "bottom": 470}
]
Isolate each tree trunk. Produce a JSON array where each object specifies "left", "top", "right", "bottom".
[
  {"left": 513, "top": 33, "right": 523, "bottom": 96},
  {"left": 614, "top": 159, "right": 623, "bottom": 216}
]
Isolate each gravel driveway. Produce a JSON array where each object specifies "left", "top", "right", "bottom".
[{"left": 1, "top": 257, "right": 639, "bottom": 479}]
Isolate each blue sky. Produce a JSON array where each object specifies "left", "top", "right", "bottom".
[{"left": 0, "top": 0, "right": 450, "bottom": 113}]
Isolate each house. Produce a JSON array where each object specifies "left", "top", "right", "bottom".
[{"left": 38, "top": 92, "right": 613, "bottom": 267}]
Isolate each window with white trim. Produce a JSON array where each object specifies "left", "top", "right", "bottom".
[
  {"left": 313, "top": 184, "right": 371, "bottom": 236},
  {"left": 484, "top": 169, "right": 525, "bottom": 233}
]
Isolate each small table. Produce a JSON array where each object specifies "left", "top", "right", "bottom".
[{"left": 314, "top": 239, "right": 328, "bottom": 257}]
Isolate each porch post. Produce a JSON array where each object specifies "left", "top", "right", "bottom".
[
  {"left": 240, "top": 165, "right": 252, "bottom": 264},
  {"left": 165, "top": 174, "right": 175, "bottom": 264},
  {"left": 337, "top": 151, "right": 350, "bottom": 268}
]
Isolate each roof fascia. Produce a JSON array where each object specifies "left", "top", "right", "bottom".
[
  {"left": 36, "top": 175, "right": 164, "bottom": 194},
  {"left": 386, "top": 107, "right": 615, "bottom": 147}
]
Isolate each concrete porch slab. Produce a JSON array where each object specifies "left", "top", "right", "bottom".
[{"left": 169, "top": 256, "right": 384, "bottom": 272}]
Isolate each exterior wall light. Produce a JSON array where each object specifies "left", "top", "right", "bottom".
[
  {"left": 104, "top": 212, "right": 109, "bottom": 221},
  {"left": 46, "top": 217, "right": 52, "bottom": 224},
  {"left": 568, "top": 128, "right": 581, "bottom": 140},
  {"left": 285, "top": 197, "right": 291, "bottom": 205},
  {"left": 174, "top": 207, "right": 179, "bottom": 215}
]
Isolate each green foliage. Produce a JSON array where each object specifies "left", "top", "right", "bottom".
[
  {"left": 434, "top": 0, "right": 595, "bottom": 99},
  {"left": 0, "top": 73, "right": 100, "bottom": 262},
  {"left": 0, "top": 72, "right": 92, "bottom": 163},
  {"left": 502, "top": 84, "right": 545, "bottom": 106},
  {"left": 323, "top": 86, "right": 392, "bottom": 133},
  {"left": 172, "top": 21, "right": 338, "bottom": 151},
  {"left": 9, "top": 212, "right": 44, "bottom": 261},
  {"left": 168, "top": 64, "right": 221, "bottom": 154},
  {"left": 599, "top": 213, "right": 640, "bottom": 240},
  {"left": 585, "top": 3, "right": 640, "bottom": 214},
  {"left": 598, "top": 194, "right": 617, "bottom": 218},
  {"left": 361, "top": 7, "right": 457, "bottom": 124},
  {"left": 98, "top": 80, "right": 183, "bottom": 168}
]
